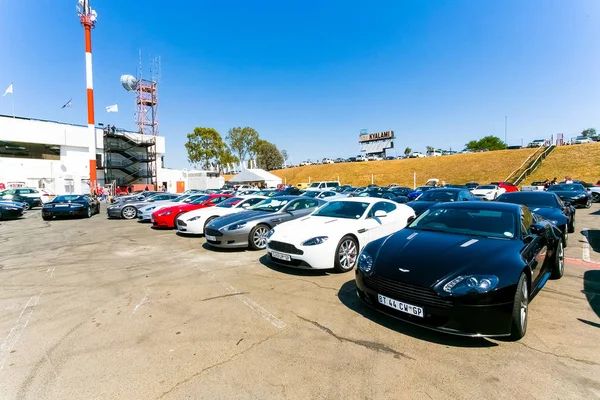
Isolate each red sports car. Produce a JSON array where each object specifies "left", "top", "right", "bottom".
[
  {"left": 151, "top": 194, "right": 232, "bottom": 228},
  {"left": 491, "top": 181, "right": 519, "bottom": 192}
]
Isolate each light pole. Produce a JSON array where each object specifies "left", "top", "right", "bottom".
[{"left": 77, "top": 0, "right": 98, "bottom": 193}]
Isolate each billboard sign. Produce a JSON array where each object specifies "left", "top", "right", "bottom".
[{"left": 359, "top": 130, "right": 394, "bottom": 143}]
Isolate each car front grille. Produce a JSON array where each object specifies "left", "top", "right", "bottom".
[
  {"left": 205, "top": 228, "right": 223, "bottom": 237},
  {"left": 363, "top": 276, "right": 452, "bottom": 309},
  {"left": 268, "top": 241, "right": 304, "bottom": 255},
  {"left": 177, "top": 219, "right": 187, "bottom": 227}
]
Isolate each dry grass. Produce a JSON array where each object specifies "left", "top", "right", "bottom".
[
  {"left": 264, "top": 148, "right": 537, "bottom": 187},
  {"left": 527, "top": 142, "right": 600, "bottom": 184}
]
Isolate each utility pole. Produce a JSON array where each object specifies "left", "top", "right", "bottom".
[
  {"left": 77, "top": 0, "right": 98, "bottom": 194},
  {"left": 504, "top": 115, "right": 507, "bottom": 144}
]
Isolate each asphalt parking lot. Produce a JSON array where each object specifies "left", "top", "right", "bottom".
[{"left": 0, "top": 205, "right": 599, "bottom": 400}]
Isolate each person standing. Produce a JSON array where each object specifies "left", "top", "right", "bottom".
[{"left": 116, "top": 186, "right": 121, "bottom": 196}]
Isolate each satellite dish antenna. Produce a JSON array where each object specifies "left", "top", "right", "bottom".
[
  {"left": 90, "top": 10, "right": 98, "bottom": 22},
  {"left": 120, "top": 74, "right": 137, "bottom": 91}
]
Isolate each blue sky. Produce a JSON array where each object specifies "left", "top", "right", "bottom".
[{"left": 1, "top": 0, "right": 599, "bottom": 168}]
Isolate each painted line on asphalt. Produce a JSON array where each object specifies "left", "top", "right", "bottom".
[
  {"left": 203, "top": 270, "right": 286, "bottom": 329},
  {"left": 0, "top": 290, "right": 44, "bottom": 370},
  {"left": 582, "top": 228, "right": 591, "bottom": 262},
  {"left": 565, "top": 258, "right": 600, "bottom": 269}
]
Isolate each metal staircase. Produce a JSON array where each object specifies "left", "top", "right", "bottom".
[{"left": 103, "top": 129, "right": 157, "bottom": 187}]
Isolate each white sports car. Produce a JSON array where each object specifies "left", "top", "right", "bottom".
[
  {"left": 136, "top": 194, "right": 205, "bottom": 221},
  {"left": 471, "top": 184, "right": 506, "bottom": 201},
  {"left": 266, "top": 198, "right": 415, "bottom": 272},
  {"left": 176, "top": 195, "right": 267, "bottom": 235}
]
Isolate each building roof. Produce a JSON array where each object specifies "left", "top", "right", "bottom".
[{"left": 229, "top": 169, "right": 282, "bottom": 184}]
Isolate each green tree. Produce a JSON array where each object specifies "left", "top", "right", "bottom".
[
  {"left": 404, "top": 147, "right": 412, "bottom": 156},
  {"left": 465, "top": 135, "right": 506, "bottom": 151},
  {"left": 185, "top": 127, "right": 227, "bottom": 169},
  {"left": 227, "top": 127, "right": 259, "bottom": 163},
  {"left": 218, "top": 148, "right": 239, "bottom": 173},
  {"left": 256, "top": 140, "right": 284, "bottom": 170},
  {"left": 581, "top": 128, "right": 596, "bottom": 137}
]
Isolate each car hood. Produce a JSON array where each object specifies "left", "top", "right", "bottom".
[
  {"left": 371, "top": 229, "right": 520, "bottom": 287},
  {"left": 0, "top": 201, "right": 25, "bottom": 208},
  {"left": 181, "top": 206, "right": 236, "bottom": 220},
  {"left": 270, "top": 216, "right": 359, "bottom": 245},
  {"left": 139, "top": 201, "right": 183, "bottom": 211},
  {"left": 528, "top": 206, "right": 566, "bottom": 223},
  {"left": 471, "top": 189, "right": 494, "bottom": 195},
  {"left": 549, "top": 191, "right": 587, "bottom": 198},
  {"left": 110, "top": 200, "right": 149, "bottom": 209},
  {"left": 207, "top": 210, "right": 273, "bottom": 230}
]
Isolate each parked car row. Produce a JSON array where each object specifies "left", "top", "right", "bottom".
[{"left": 100, "top": 181, "right": 582, "bottom": 342}]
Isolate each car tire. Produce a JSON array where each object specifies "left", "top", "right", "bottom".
[
  {"left": 42, "top": 215, "right": 52, "bottom": 221},
  {"left": 568, "top": 217, "right": 575, "bottom": 234},
  {"left": 23, "top": 203, "right": 30, "bottom": 211},
  {"left": 593, "top": 193, "right": 600, "bottom": 203},
  {"left": 585, "top": 197, "right": 592, "bottom": 209},
  {"left": 203, "top": 217, "right": 216, "bottom": 235},
  {"left": 551, "top": 240, "right": 565, "bottom": 280},
  {"left": 249, "top": 224, "right": 270, "bottom": 250},
  {"left": 333, "top": 235, "right": 359, "bottom": 273},
  {"left": 86, "top": 207, "right": 92, "bottom": 218},
  {"left": 562, "top": 230, "right": 568, "bottom": 248},
  {"left": 121, "top": 206, "right": 137, "bottom": 220},
  {"left": 509, "top": 273, "right": 529, "bottom": 341}
]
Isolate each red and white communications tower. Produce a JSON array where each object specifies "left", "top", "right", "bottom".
[{"left": 77, "top": 0, "right": 98, "bottom": 192}]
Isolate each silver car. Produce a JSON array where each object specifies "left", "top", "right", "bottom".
[
  {"left": 106, "top": 193, "right": 180, "bottom": 219},
  {"left": 204, "top": 196, "right": 326, "bottom": 250}
]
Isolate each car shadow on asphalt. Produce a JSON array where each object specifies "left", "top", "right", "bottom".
[
  {"left": 201, "top": 242, "right": 246, "bottom": 253},
  {"left": 582, "top": 230, "right": 600, "bottom": 253},
  {"left": 259, "top": 255, "right": 330, "bottom": 276},
  {"left": 583, "top": 270, "right": 600, "bottom": 319},
  {"left": 337, "top": 280, "right": 498, "bottom": 348}
]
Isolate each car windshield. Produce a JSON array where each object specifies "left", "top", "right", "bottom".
[
  {"left": 415, "top": 187, "right": 431, "bottom": 192},
  {"left": 547, "top": 184, "right": 585, "bottom": 192},
  {"left": 417, "top": 190, "right": 459, "bottom": 202},
  {"left": 218, "top": 197, "right": 243, "bottom": 208},
  {"left": 313, "top": 201, "right": 369, "bottom": 219},
  {"left": 190, "top": 195, "right": 211, "bottom": 204},
  {"left": 308, "top": 183, "right": 320, "bottom": 188},
  {"left": 445, "top": 185, "right": 467, "bottom": 189},
  {"left": 251, "top": 198, "right": 289, "bottom": 212},
  {"left": 496, "top": 193, "right": 558, "bottom": 208},
  {"left": 409, "top": 206, "right": 517, "bottom": 239},
  {"left": 172, "top": 195, "right": 189, "bottom": 202},
  {"left": 53, "top": 195, "right": 84, "bottom": 202},
  {"left": 302, "top": 191, "right": 320, "bottom": 198},
  {"left": 477, "top": 185, "right": 496, "bottom": 190}
]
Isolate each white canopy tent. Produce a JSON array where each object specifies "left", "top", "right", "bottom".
[{"left": 229, "top": 169, "right": 282, "bottom": 188}]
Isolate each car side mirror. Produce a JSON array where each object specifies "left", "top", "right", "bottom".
[
  {"left": 530, "top": 224, "right": 546, "bottom": 235},
  {"left": 563, "top": 201, "right": 571, "bottom": 207},
  {"left": 407, "top": 215, "right": 416, "bottom": 224},
  {"left": 374, "top": 210, "right": 387, "bottom": 218},
  {"left": 462, "top": 198, "right": 469, "bottom": 201},
  {"left": 241, "top": 203, "right": 250, "bottom": 208},
  {"left": 523, "top": 235, "right": 535, "bottom": 244}
]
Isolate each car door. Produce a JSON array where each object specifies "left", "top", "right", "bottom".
[
  {"left": 520, "top": 207, "right": 546, "bottom": 286},
  {"left": 360, "top": 202, "right": 394, "bottom": 243}
]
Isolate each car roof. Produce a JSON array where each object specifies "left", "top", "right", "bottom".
[
  {"left": 499, "top": 191, "right": 555, "bottom": 197},
  {"left": 328, "top": 197, "right": 393, "bottom": 204},
  {"left": 426, "top": 188, "right": 465, "bottom": 193},
  {"left": 432, "top": 201, "right": 521, "bottom": 212}
]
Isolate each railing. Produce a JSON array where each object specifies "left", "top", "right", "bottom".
[
  {"left": 504, "top": 146, "right": 544, "bottom": 183},
  {"left": 513, "top": 145, "right": 556, "bottom": 186}
]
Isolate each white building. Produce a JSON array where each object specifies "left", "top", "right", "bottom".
[{"left": 0, "top": 114, "right": 221, "bottom": 194}]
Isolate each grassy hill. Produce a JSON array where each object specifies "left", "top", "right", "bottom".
[
  {"left": 266, "top": 148, "right": 537, "bottom": 187},
  {"left": 527, "top": 142, "right": 600, "bottom": 184}
]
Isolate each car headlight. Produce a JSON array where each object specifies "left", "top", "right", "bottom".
[
  {"left": 357, "top": 251, "right": 374, "bottom": 275},
  {"left": 442, "top": 275, "right": 499, "bottom": 295},
  {"left": 267, "top": 228, "right": 275, "bottom": 239},
  {"left": 5, "top": 207, "right": 18, "bottom": 211},
  {"left": 302, "top": 236, "right": 328, "bottom": 246},
  {"left": 146, "top": 206, "right": 156, "bottom": 211},
  {"left": 158, "top": 210, "right": 173, "bottom": 216},
  {"left": 228, "top": 222, "right": 247, "bottom": 230},
  {"left": 486, "top": 191, "right": 492, "bottom": 195},
  {"left": 188, "top": 216, "right": 202, "bottom": 221},
  {"left": 550, "top": 220, "right": 558, "bottom": 225}
]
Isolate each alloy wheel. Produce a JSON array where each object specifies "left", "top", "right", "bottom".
[
  {"left": 520, "top": 282, "right": 528, "bottom": 331},
  {"left": 253, "top": 226, "right": 269, "bottom": 248},
  {"left": 593, "top": 193, "right": 600, "bottom": 203},
  {"left": 23, "top": 203, "right": 30, "bottom": 211},
  {"left": 122, "top": 206, "right": 136, "bottom": 219},
  {"left": 87, "top": 207, "right": 92, "bottom": 218},
  {"left": 586, "top": 198, "right": 592, "bottom": 208},
  {"left": 557, "top": 242, "right": 564, "bottom": 275},
  {"left": 338, "top": 239, "right": 358, "bottom": 270}
]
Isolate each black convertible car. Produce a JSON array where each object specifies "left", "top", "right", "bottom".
[
  {"left": 407, "top": 188, "right": 479, "bottom": 216},
  {"left": 496, "top": 191, "right": 575, "bottom": 243},
  {"left": 42, "top": 194, "right": 100, "bottom": 220},
  {"left": 546, "top": 184, "right": 592, "bottom": 208},
  {"left": 355, "top": 202, "right": 564, "bottom": 340},
  {"left": 0, "top": 202, "right": 25, "bottom": 220}
]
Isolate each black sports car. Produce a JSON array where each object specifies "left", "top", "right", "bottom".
[
  {"left": 0, "top": 191, "right": 41, "bottom": 210},
  {"left": 355, "top": 202, "right": 564, "bottom": 340},
  {"left": 546, "top": 184, "right": 592, "bottom": 208},
  {"left": 496, "top": 191, "right": 575, "bottom": 242},
  {"left": 42, "top": 194, "right": 100, "bottom": 220},
  {"left": 0, "top": 202, "right": 25, "bottom": 220},
  {"left": 406, "top": 188, "right": 479, "bottom": 216},
  {"left": 390, "top": 187, "right": 413, "bottom": 197}
]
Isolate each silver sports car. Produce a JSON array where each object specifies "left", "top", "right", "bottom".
[
  {"left": 204, "top": 196, "right": 326, "bottom": 250},
  {"left": 106, "top": 193, "right": 179, "bottom": 219}
]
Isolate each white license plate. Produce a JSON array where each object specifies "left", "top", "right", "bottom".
[
  {"left": 205, "top": 235, "right": 217, "bottom": 241},
  {"left": 271, "top": 251, "right": 291, "bottom": 262},
  {"left": 378, "top": 294, "right": 424, "bottom": 318}
]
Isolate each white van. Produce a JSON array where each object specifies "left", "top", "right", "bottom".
[{"left": 305, "top": 181, "right": 341, "bottom": 191}]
